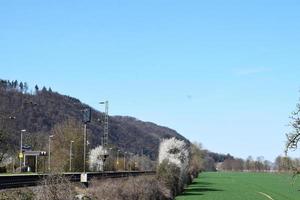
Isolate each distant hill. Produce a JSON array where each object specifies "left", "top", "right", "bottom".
[{"left": 0, "top": 79, "right": 188, "bottom": 159}]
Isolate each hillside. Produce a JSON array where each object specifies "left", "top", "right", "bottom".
[{"left": 0, "top": 80, "right": 188, "bottom": 160}]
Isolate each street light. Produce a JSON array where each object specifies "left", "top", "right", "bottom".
[
  {"left": 69, "top": 140, "right": 74, "bottom": 172},
  {"left": 124, "top": 152, "right": 127, "bottom": 171},
  {"left": 19, "top": 129, "right": 26, "bottom": 171},
  {"left": 48, "top": 135, "right": 54, "bottom": 172},
  {"left": 129, "top": 153, "right": 132, "bottom": 171},
  {"left": 117, "top": 150, "right": 120, "bottom": 170}
]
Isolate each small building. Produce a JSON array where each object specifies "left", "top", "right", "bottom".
[{"left": 23, "top": 151, "right": 47, "bottom": 172}]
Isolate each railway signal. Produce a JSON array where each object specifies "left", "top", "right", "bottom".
[
  {"left": 82, "top": 107, "right": 91, "bottom": 173},
  {"left": 39, "top": 151, "right": 47, "bottom": 156},
  {"left": 82, "top": 107, "right": 91, "bottom": 123}
]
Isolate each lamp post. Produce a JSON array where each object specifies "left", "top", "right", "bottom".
[
  {"left": 69, "top": 140, "right": 74, "bottom": 172},
  {"left": 48, "top": 135, "right": 54, "bottom": 172},
  {"left": 129, "top": 153, "right": 132, "bottom": 171},
  {"left": 124, "top": 152, "right": 127, "bottom": 171},
  {"left": 20, "top": 129, "right": 26, "bottom": 171},
  {"left": 116, "top": 150, "right": 120, "bottom": 170}
]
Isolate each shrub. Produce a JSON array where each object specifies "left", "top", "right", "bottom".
[
  {"left": 0, "top": 166, "right": 7, "bottom": 173},
  {"left": 88, "top": 176, "right": 166, "bottom": 200},
  {"left": 158, "top": 137, "right": 190, "bottom": 196},
  {"left": 157, "top": 160, "right": 181, "bottom": 199},
  {"left": 0, "top": 188, "right": 34, "bottom": 200},
  {"left": 34, "top": 173, "right": 75, "bottom": 200},
  {"left": 89, "top": 145, "right": 105, "bottom": 171},
  {"left": 188, "top": 143, "right": 204, "bottom": 180}
]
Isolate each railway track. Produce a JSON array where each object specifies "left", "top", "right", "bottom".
[{"left": 0, "top": 171, "right": 156, "bottom": 190}]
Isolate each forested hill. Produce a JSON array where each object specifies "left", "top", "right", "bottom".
[{"left": 0, "top": 80, "right": 188, "bottom": 159}]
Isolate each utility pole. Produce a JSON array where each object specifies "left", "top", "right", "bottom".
[
  {"left": 82, "top": 107, "right": 91, "bottom": 173},
  {"left": 20, "top": 129, "right": 26, "bottom": 171},
  {"left": 48, "top": 135, "right": 54, "bottom": 172},
  {"left": 12, "top": 159, "right": 15, "bottom": 173},
  {"left": 69, "top": 140, "right": 74, "bottom": 172},
  {"left": 99, "top": 101, "right": 109, "bottom": 171},
  {"left": 117, "top": 150, "right": 120, "bottom": 170},
  {"left": 141, "top": 149, "right": 144, "bottom": 171},
  {"left": 83, "top": 123, "right": 87, "bottom": 172},
  {"left": 129, "top": 153, "right": 132, "bottom": 171},
  {"left": 99, "top": 101, "right": 109, "bottom": 147},
  {"left": 124, "top": 152, "right": 127, "bottom": 171}
]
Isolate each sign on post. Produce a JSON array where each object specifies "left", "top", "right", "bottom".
[
  {"left": 19, "top": 153, "right": 23, "bottom": 159},
  {"left": 80, "top": 173, "right": 88, "bottom": 183}
]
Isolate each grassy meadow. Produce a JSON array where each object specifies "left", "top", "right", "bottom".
[{"left": 176, "top": 172, "right": 300, "bottom": 200}]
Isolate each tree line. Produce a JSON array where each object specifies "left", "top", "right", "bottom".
[
  {"left": 0, "top": 79, "right": 52, "bottom": 94},
  {"left": 219, "top": 156, "right": 271, "bottom": 172},
  {"left": 217, "top": 155, "right": 300, "bottom": 172}
]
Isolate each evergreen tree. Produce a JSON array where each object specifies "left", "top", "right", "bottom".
[
  {"left": 19, "top": 82, "right": 24, "bottom": 92},
  {"left": 13, "top": 80, "right": 18, "bottom": 89},
  {"left": 41, "top": 86, "right": 47, "bottom": 93},
  {"left": 35, "top": 85, "right": 39, "bottom": 93},
  {"left": 24, "top": 82, "right": 28, "bottom": 93}
]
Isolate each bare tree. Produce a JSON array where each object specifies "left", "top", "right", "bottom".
[
  {"left": 284, "top": 95, "right": 300, "bottom": 176},
  {"left": 50, "top": 119, "right": 84, "bottom": 172},
  {"left": 285, "top": 98, "right": 300, "bottom": 153},
  {"left": 188, "top": 142, "right": 204, "bottom": 179},
  {"left": 35, "top": 174, "right": 75, "bottom": 200}
]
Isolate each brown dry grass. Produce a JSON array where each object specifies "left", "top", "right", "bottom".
[{"left": 0, "top": 188, "right": 34, "bottom": 200}]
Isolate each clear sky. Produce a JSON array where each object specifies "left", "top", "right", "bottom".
[{"left": 1, "top": 0, "right": 300, "bottom": 161}]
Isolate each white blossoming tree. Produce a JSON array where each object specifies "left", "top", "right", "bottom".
[
  {"left": 158, "top": 137, "right": 190, "bottom": 196},
  {"left": 89, "top": 145, "right": 106, "bottom": 171},
  {"left": 158, "top": 137, "right": 189, "bottom": 172}
]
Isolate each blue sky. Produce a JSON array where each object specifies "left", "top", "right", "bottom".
[{"left": 1, "top": 0, "right": 300, "bottom": 161}]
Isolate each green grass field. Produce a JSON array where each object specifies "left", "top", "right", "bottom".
[{"left": 176, "top": 172, "right": 300, "bottom": 200}]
